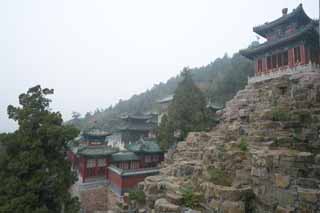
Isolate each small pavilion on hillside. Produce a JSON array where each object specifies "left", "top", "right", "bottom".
[
  {"left": 240, "top": 4, "right": 320, "bottom": 83},
  {"left": 107, "top": 114, "right": 158, "bottom": 149}
]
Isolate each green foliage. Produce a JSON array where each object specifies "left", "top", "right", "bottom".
[
  {"left": 206, "top": 53, "right": 254, "bottom": 105},
  {"left": 168, "top": 68, "right": 209, "bottom": 139},
  {"left": 297, "top": 111, "right": 312, "bottom": 123},
  {"left": 292, "top": 128, "right": 303, "bottom": 143},
  {"left": 128, "top": 189, "right": 146, "bottom": 204},
  {"left": 207, "top": 168, "right": 232, "bottom": 186},
  {"left": 239, "top": 137, "right": 248, "bottom": 152},
  {"left": 157, "top": 114, "right": 175, "bottom": 150},
  {"left": 271, "top": 107, "right": 290, "bottom": 121},
  {"left": 0, "top": 85, "right": 80, "bottom": 213},
  {"left": 69, "top": 51, "right": 253, "bottom": 131},
  {"left": 116, "top": 202, "right": 123, "bottom": 209},
  {"left": 180, "top": 186, "right": 203, "bottom": 209}
]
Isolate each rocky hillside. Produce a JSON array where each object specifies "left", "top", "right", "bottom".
[{"left": 139, "top": 71, "right": 320, "bottom": 212}]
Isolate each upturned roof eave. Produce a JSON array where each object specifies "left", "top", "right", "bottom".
[
  {"left": 253, "top": 4, "right": 311, "bottom": 37},
  {"left": 117, "top": 125, "right": 154, "bottom": 131},
  {"left": 240, "top": 21, "right": 318, "bottom": 59},
  {"left": 156, "top": 95, "right": 174, "bottom": 104},
  {"left": 77, "top": 152, "right": 116, "bottom": 158},
  {"left": 132, "top": 150, "right": 163, "bottom": 154},
  {"left": 76, "top": 146, "right": 119, "bottom": 158},
  {"left": 111, "top": 151, "right": 140, "bottom": 162}
]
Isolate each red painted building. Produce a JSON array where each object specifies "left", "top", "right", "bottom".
[
  {"left": 240, "top": 4, "right": 320, "bottom": 83},
  {"left": 67, "top": 131, "right": 164, "bottom": 195}
]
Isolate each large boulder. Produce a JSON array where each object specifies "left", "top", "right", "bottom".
[{"left": 154, "top": 198, "right": 180, "bottom": 213}]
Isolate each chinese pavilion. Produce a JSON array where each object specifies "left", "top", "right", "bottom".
[
  {"left": 240, "top": 4, "right": 320, "bottom": 83},
  {"left": 67, "top": 131, "right": 164, "bottom": 195},
  {"left": 108, "top": 114, "right": 157, "bottom": 149}
]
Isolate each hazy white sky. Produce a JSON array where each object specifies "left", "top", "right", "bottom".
[{"left": 0, "top": 0, "right": 317, "bottom": 132}]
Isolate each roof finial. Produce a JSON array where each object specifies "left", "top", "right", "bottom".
[{"left": 282, "top": 8, "right": 288, "bottom": 16}]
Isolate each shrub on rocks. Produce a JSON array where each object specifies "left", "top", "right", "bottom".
[
  {"left": 271, "top": 107, "right": 291, "bottom": 121},
  {"left": 128, "top": 189, "right": 146, "bottom": 205},
  {"left": 180, "top": 186, "right": 203, "bottom": 209},
  {"left": 207, "top": 168, "right": 232, "bottom": 186},
  {"left": 239, "top": 137, "right": 249, "bottom": 152}
]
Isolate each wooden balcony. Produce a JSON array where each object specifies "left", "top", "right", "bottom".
[{"left": 248, "top": 62, "right": 320, "bottom": 84}]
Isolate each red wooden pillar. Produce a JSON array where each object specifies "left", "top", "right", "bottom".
[
  {"left": 84, "top": 158, "right": 87, "bottom": 182},
  {"left": 305, "top": 47, "right": 310, "bottom": 63},
  {"left": 266, "top": 59, "right": 270, "bottom": 74},
  {"left": 105, "top": 158, "right": 109, "bottom": 179},
  {"left": 288, "top": 48, "right": 294, "bottom": 68},
  {"left": 262, "top": 57, "right": 267, "bottom": 74},
  {"left": 80, "top": 158, "right": 83, "bottom": 181},
  {"left": 255, "top": 60, "right": 259, "bottom": 76},
  {"left": 81, "top": 158, "right": 87, "bottom": 183},
  {"left": 140, "top": 155, "right": 145, "bottom": 169},
  {"left": 300, "top": 45, "right": 306, "bottom": 65},
  {"left": 93, "top": 159, "right": 97, "bottom": 176},
  {"left": 160, "top": 153, "right": 164, "bottom": 162}
]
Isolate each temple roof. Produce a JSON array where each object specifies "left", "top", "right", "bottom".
[
  {"left": 253, "top": 4, "right": 312, "bottom": 37},
  {"left": 108, "top": 165, "right": 160, "bottom": 177},
  {"left": 76, "top": 145, "right": 119, "bottom": 158},
  {"left": 118, "top": 114, "right": 157, "bottom": 131},
  {"left": 82, "top": 130, "right": 112, "bottom": 137},
  {"left": 67, "top": 134, "right": 162, "bottom": 158},
  {"left": 206, "top": 102, "right": 223, "bottom": 110},
  {"left": 127, "top": 138, "right": 162, "bottom": 153},
  {"left": 111, "top": 151, "right": 139, "bottom": 162},
  {"left": 118, "top": 122, "right": 155, "bottom": 131},
  {"left": 240, "top": 21, "right": 319, "bottom": 59},
  {"left": 156, "top": 94, "right": 174, "bottom": 104},
  {"left": 80, "top": 130, "right": 112, "bottom": 143},
  {"left": 120, "top": 114, "right": 152, "bottom": 120}
]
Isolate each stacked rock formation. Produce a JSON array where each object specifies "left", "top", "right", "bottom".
[{"left": 140, "top": 71, "right": 320, "bottom": 213}]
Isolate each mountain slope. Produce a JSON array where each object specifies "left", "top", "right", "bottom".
[{"left": 69, "top": 52, "right": 254, "bottom": 131}]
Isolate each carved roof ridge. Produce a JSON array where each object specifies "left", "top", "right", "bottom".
[{"left": 253, "top": 4, "right": 311, "bottom": 36}]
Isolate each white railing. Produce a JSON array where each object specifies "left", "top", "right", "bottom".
[{"left": 248, "top": 62, "right": 320, "bottom": 84}]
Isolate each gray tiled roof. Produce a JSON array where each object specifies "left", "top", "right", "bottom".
[
  {"left": 108, "top": 165, "right": 160, "bottom": 177},
  {"left": 111, "top": 151, "right": 139, "bottom": 162},
  {"left": 156, "top": 94, "right": 174, "bottom": 104},
  {"left": 77, "top": 145, "right": 118, "bottom": 158},
  {"left": 253, "top": 4, "right": 311, "bottom": 37}
]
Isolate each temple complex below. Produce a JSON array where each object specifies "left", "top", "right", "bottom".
[
  {"left": 67, "top": 130, "right": 164, "bottom": 196},
  {"left": 241, "top": 4, "right": 320, "bottom": 83}
]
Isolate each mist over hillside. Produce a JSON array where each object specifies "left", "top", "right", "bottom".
[{"left": 69, "top": 50, "right": 254, "bottom": 131}]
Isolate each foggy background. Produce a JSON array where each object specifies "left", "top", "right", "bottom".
[{"left": 0, "top": 0, "right": 317, "bottom": 132}]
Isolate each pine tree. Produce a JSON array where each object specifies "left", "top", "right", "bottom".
[
  {"left": 0, "top": 85, "right": 80, "bottom": 213},
  {"left": 168, "top": 68, "right": 209, "bottom": 140},
  {"left": 157, "top": 114, "right": 174, "bottom": 150}
]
